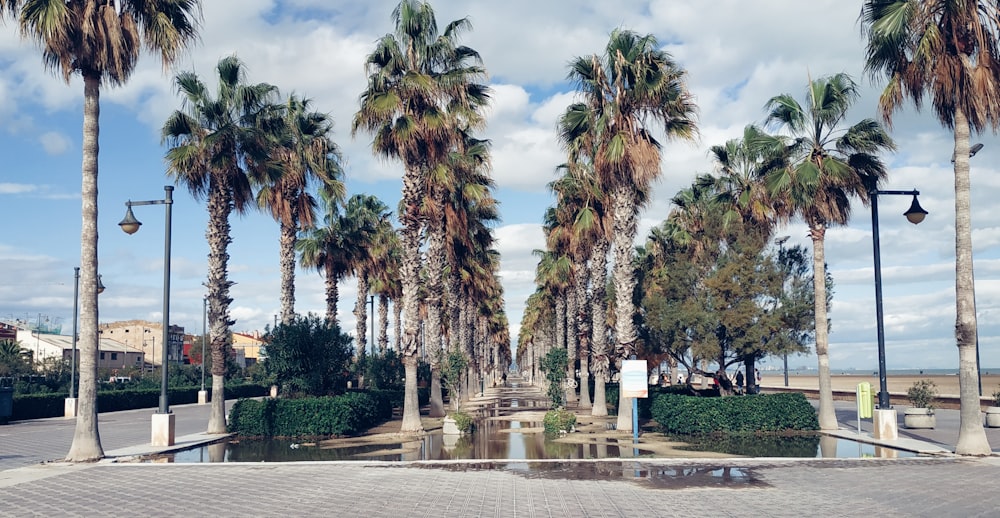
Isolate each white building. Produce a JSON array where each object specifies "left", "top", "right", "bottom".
[{"left": 14, "top": 329, "right": 143, "bottom": 371}]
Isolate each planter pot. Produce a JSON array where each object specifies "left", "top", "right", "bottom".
[
  {"left": 903, "top": 407, "right": 936, "bottom": 429},
  {"left": 985, "top": 407, "right": 1000, "bottom": 428},
  {"left": 442, "top": 416, "right": 463, "bottom": 435}
]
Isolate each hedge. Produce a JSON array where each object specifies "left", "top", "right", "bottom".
[
  {"left": 228, "top": 392, "right": 391, "bottom": 438},
  {"left": 9, "top": 384, "right": 269, "bottom": 422},
  {"left": 651, "top": 392, "right": 819, "bottom": 435}
]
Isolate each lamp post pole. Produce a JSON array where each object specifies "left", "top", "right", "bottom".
[
  {"left": 870, "top": 188, "right": 927, "bottom": 410},
  {"left": 70, "top": 268, "right": 79, "bottom": 400},
  {"left": 119, "top": 186, "right": 174, "bottom": 417},
  {"left": 201, "top": 297, "right": 207, "bottom": 392},
  {"left": 369, "top": 295, "right": 375, "bottom": 356},
  {"left": 775, "top": 236, "right": 790, "bottom": 387}
]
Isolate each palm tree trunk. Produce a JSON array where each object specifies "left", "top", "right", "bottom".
[
  {"left": 323, "top": 261, "right": 339, "bottom": 326},
  {"left": 425, "top": 221, "right": 446, "bottom": 417},
  {"left": 576, "top": 258, "right": 592, "bottom": 409},
  {"left": 378, "top": 294, "right": 390, "bottom": 355},
  {"left": 565, "top": 286, "right": 578, "bottom": 405},
  {"left": 354, "top": 273, "right": 370, "bottom": 366},
  {"left": 611, "top": 186, "right": 639, "bottom": 432},
  {"left": 206, "top": 174, "right": 235, "bottom": 434},
  {"left": 953, "top": 108, "right": 991, "bottom": 455},
  {"left": 398, "top": 168, "right": 424, "bottom": 432},
  {"left": 278, "top": 194, "right": 298, "bottom": 324},
  {"left": 810, "top": 224, "right": 837, "bottom": 430},
  {"left": 394, "top": 300, "right": 402, "bottom": 353},
  {"left": 67, "top": 74, "right": 104, "bottom": 462},
  {"left": 590, "top": 239, "right": 610, "bottom": 416}
]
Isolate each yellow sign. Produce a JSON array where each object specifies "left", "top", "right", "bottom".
[{"left": 857, "top": 382, "right": 873, "bottom": 419}]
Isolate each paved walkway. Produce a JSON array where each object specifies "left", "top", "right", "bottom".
[{"left": 1, "top": 392, "right": 1000, "bottom": 517}]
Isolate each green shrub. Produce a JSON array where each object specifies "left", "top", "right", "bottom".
[
  {"left": 449, "top": 410, "right": 474, "bottom": 433},
  {"left": 8, "top": 384, "right": 269, "bottom": 422},
  {"left": 539, "top": 348, "right": 568, "bottom": 407},
  {"left": 227, "top": 392, "right": 392, "bottom": 438},
  {"left": 906, "top": 379, "right": 938, "bottom": 410},
  {"left": 542, "top": 408, "right": 576, "bottom": 434},
  {"left": 651, "top": 392, "right": 818, "bottom": 435}
]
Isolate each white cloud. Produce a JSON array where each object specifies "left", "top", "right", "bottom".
[{"left": 38, "top": 131, "right": 71, "bottom": 155}]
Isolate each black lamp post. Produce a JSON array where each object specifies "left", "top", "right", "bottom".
[
  {"left": 70, "top": 270, "right": 103, "bottom": 400},
  {"left": 119, "top": 185, "right": 173, "bottom": 414},
  {"left": 201, "top": 296, "right": 207, "bottom": 392},
  {"left": 369, "top": 295, "right": 375, "bottom": 356},
  {"left": 871, "top": 188, "right": 927, "bottom": 410},
  {"left": 775, "top": 235, "right": 790, "bottom": 387}
]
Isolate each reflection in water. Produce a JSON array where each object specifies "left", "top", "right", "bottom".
[
  {"left": 678, "top": 433, "right": 916, "bottom": 458},
  {"left": 167, "top": 420, "right": 631, "bottom": 463}
]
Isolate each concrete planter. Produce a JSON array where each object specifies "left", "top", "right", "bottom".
[
  {"left": 442, "top": 416, "right": 464, "bottom": 435},
  {"left": 985, "top": 407, "right": 1000, "bottom": 428},
  {"left": 903, "top": 407, "right": 936, "bottom": 429}
]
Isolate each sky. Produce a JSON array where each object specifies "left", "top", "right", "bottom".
[{"left": 1, "top": 1, "right": 999, "bottom": 373}]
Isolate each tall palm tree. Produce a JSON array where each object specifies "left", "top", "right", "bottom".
[
  {"left": 0, "top": 0, "right": 201, "bottom": 462},
  {"left": 566, "top": 29, "right": 697, "bottom": 431},
  {"left": 342, "top": 194, "right": 392, "bottom": 366},
  {"left": 297, "top": 193, "right": 352, "bottom": 325},
  {"left": 763, "top": 73, "right": 895, "bottom": 430},
  {"left": 162, "top": 55, "right": 279, "bottom": 434},
  {"left": 861, "top": 0, "right": 1000, "bottom": 456},
  {"left": 369, "top": 226, "right": 402, "bottom": 356},
  {"left": 257, "top": 95, "right": 345, "bottom": 324},
  {"left": 352, "top": 0, "right": 488, "bottom": 432}
]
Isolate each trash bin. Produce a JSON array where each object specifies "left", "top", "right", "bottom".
[{"left": 0, "top": 386, "right": 13, "bottom": 425}]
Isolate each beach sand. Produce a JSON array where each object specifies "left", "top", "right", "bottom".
[{"left": 761, "top": 373, "right": 1000, "bottom": 399}]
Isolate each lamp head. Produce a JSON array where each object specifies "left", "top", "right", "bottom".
[
  {"left": 97, "top": 275, "right": 105, "bottom": 294},
  {"left": 118, "top": 203, "right": 141, "bottom": 234},
  {"left": 904, "top": 194, "right": 928, "bottom": 225}
]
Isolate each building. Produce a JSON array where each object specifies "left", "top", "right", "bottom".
[
  {"left": 99, "top": 320, "right": 185, "bottom": 367},
  {"left": 11, "top": 329, "right": 142, "bottom": 371},
  {"left": 232, "top": 331, "right": 265, "bottom": 367}
]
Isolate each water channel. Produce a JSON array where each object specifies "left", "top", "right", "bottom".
[{"left": 158, "top": 388, "right": 916, "bottom": 463}]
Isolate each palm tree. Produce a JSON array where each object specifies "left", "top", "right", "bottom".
[
  {"left": 342, "top": 194, "right": 392, "bottom": 368},
  {"left": 369, "top": 226, "right": 402, "bottom": 356},
  {"left": 352, "top": 0, "right": 488, "bottom": 432},
  {"left": 162, "top": 55, "right": 279, "bottom": 434},
  {"left": 763, "top": 73, "right": 895, "bottom": 430},
  {"left": 566, "top": 29, "right": 697, "bottom": 431},
  {"left": 257, "top": 95, "right": 345, "bottom": 324},
  {"left": 297, "top": 193, "right": 352, "bottom": 326},
  {"left": 861, "top": 0, "right": 1000, "bottom": 456},
  {"left": 0, "top": 0, "right": 201, "bottom": 462}
]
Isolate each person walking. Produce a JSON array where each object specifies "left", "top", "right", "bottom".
[{"left": 735, "top": 370, "right": 745, "bottom": 395}]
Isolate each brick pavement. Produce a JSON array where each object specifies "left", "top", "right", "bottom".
[
  {"left": 3, "top": 391, "right": 1000, "bottom": 517},
  {"left": 1, "top": 457, "right": 999, "bottom": 517}
]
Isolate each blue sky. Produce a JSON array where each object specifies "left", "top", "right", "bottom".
[{"left": 1, "top": 1, "right": 999, "bottom": 372}]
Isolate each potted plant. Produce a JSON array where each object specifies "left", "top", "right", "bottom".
[
  {"left": 903, "top": 379, "right": 937, "bottom": 429},
  {"left": 985, "top": 389, "right": 1000, "bottom": 428}
]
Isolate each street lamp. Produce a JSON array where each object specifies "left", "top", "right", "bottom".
[
  {"left": 775, "top": 235, "right": 790, "bottom": 387},
  {"left": 870, "top": 187, "right": 928, "bottom": 412},
  {"left": 201, "top": 297, "right": 207, "bottom": 392},
  {"left": 68, "top": 270, "right": 103, "bottom": 411},
  {"left": 368, "top": 295, "right": 375, "bottom": 356},
  {"left": 967, "top": 143, "right": 984, "bottom": 396},
  {"left": 119, "top": 185, "right": 174, "bottom": 445}
]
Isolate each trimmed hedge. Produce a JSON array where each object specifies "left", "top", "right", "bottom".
[
  {"left": 9, "top": 384, "right": 269, "bottom": 421},
  {"left": 603, "top": 383, "right": 692, "bottom": 417},
  {"left": 228, "top": 392, "right": 390, "bottom": 437},
  {"left": 651, "top": 392, "right": 819, "bottom": 434}
]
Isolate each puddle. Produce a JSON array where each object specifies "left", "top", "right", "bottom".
[
  {"left": 674, "top": 433, "right": 917, "bottom": 458},
  {"left": 419, "top": 461, "right": 768, "bottom": 489},
  {"left": 160, "top": 419, "right": 643, "bottom": 463}
]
